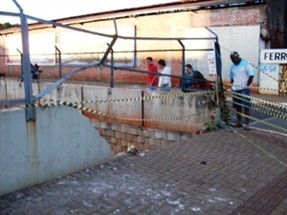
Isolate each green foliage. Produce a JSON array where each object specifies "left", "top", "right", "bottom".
[
  {"left": 220, "top": 86, "right": 231, "bottom": 125},
  {"left": 0, "top": 22, "right": 14, "bottom": 30},
  {"left": 204, "top": 121, "right": 217, "bottom": 132}
]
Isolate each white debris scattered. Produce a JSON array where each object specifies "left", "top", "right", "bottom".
[
  {"left": 175, "top": 203, "right": 185, "bottom": 211},
  {"left": 161, "top": 190, "right": 171, "bottom": 196},
  {"left": 207, "top": 196, "right": 231, "bottom": 204},
  {"left": 191, "top": 207, "right": 202, "bottom": 212},
  {"left": 85, "top": 168, "right": 92, "bottom": 173},
  {"left": 16, "top": 192, "right": 24, "bottom": 199},
  {"left": 25, "top": 197, "right": 32, "bottom": 202},
  {"left": 240, "top": 174, "right": 247, "bottom": 180},
  {"left": 89, "top": 182, "right": 113, "bottom": 194},
  {"left": 127, "top": 144, "right": 138, "bottom": 155},
  {"left": 115, "top": 152, "right": 127, "bottom": 157},
  {"left": 4, "top": 161, "right": 237, "bottom": 215},
  {"left": 113, "top": 209, "right": 120, "bottom": 214},
  {"left": 214, "top": 197, "right": 228, "bottom": 202},
  {"left": 167, "top": 199, "right": 185, "bottom": 212},
  {"left": 56, "top": 180, "right": 67, "bottom": 185},
  {"left": 208, "top": 199, "right": 217, "bottom": 203},
  {"left": 178, "top": 204, "right": 185, "bottom": 210},
  {"left": 167, "top": 199, "right": 181, "bottom": 206},
  {"left": 240, "top": 188, "right": 246, "bottom": 192},
  {"left": 145, "top": 189, "right": 161, "bottom": 199},
  {"left": 82, "top": 200, "right": 92, "bottom": 208}
]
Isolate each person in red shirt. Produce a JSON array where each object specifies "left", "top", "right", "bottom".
[{"left": 146, "top": 57, "right": 158, "bottom": 93}]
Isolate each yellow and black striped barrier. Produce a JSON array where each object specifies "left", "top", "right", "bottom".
[
  {"left": 232, "top": 101, "right": 287, "bottom": 132},
  {"left": 26, "top": 90, "right": 217, "bottom": 122},
  {"left": 28, "top": 90, "right": 216, "bottom": 108},
  {"left": 238, "top": 112, "right": 287, "bottom": 133},
  {"left": 229, "top": 90, "right": 287, "bottom": 112},
  {"left": 28, "top": 98, "right": 215, "bottom": 122},
  {"left": 230, "top": 92, "right": 287, "bottom": 120},
  {"left": 76, "top": 90, "right": 215, "bottom": 105},
  {"left": 227, "top": 91, "right": 287, "bottom": 132},
  {"left": 80, "top": 106, "right": 214, "bottom": 122},
  {"left": 224, "top": 83, "right": 287, "bottom": 95}
]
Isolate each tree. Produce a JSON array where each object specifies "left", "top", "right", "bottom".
[{"left": 0, "top": 22, "right": 13, "bottom": 30}]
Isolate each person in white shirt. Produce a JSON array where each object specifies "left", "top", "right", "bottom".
[
  {"left": 230, "top": 51, "right": 254, "bottom": 130},
  {"left": 157, "top": 59, "right": 171, "bottom": 92}
]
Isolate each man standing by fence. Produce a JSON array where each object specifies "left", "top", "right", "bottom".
[{"left": 230, "top": 51, "right": 254, "bottom": 130}]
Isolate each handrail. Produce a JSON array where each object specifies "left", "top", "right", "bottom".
[
  {"left": 35, "top": 63, "right": 100, "bottom": 100},
  {"left": 0, "top": 11, "right": 217, "bottom": 41},
  {"left": 1, "top": 7, "right": 219, "bottom": 107}
]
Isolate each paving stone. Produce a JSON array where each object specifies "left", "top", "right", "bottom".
[{"left": 1, "top": 129, "right": 287, "bottom": 214}]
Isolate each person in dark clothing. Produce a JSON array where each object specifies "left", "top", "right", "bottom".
[
  {"left": 183, "top": 64, "right": 209, "bottom": 90},
  {"left": 183, "top": 64, "right": 194, "bottom": 90},
  {"left": 31, "top": 63, "right": 41, "bottom": 80}
]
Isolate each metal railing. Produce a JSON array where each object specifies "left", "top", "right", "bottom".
[{"left": 0, "top": 1, "right": 221, "bottom": 121}]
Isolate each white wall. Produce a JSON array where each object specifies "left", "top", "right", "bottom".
[
  {"left": 211, "top": 25, "right": 260, "bottom": 84},
  {"left": 185, "top": 26, "right": 260, "bottom": 85},
  {"left": 0, "top": 106, "right": 112, "bottom": 195}
]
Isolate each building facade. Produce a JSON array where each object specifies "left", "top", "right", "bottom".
[{"left": 2, "top": 0, "right": 284, "bottom": 90}]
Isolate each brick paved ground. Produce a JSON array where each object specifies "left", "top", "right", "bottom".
[{"left": 1, "top": 128, "right": 287, "bottom": 215}]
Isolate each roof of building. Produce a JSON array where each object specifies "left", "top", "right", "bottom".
[
  {"left": 0, "top": 0, "right": 265, "bottom": 34},
  {"left": 52, "top": 0, "right": 266, "bottom": 24}
]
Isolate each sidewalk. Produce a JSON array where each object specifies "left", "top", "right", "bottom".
[
  {"left": 226, "top": 92, "right": 287, "bottom": 136},
  {"left": 1, "top": 127, "right": 287, "bottom": 215}
]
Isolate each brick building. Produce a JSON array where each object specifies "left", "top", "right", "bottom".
[{"left": 1, "top": 0, "right": 285, "bottom": 88}]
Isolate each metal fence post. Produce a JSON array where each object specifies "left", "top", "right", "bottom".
[
  {"left": 178, "top": 40, "right": 185, "bottom": 91},
  {"left": 13, "top": 0, "right": 35, "bottom": 121},
  {"left": 55, "top": 46, "right": 62, "bottom": 79},
  {"left": 16, "top": 49, "right": 23, "bottom": 80},
  {"left": 110, "top": 47, "right": 114, "bottom": 88}
]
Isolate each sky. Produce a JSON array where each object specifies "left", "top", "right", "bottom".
[{"left": 1, "top": 0, "right": 176, "bottom": 24}]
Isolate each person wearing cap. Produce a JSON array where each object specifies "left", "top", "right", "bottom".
[{"left": 230, "top": 51, "right": 254, "bottom": 130}]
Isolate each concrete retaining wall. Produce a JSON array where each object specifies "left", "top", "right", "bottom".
[
  {"left": 0, "top": 106, "right": 112, "bottom": 195},
  {"left": 0, "top": 79, "right": 219, "bottom": 195},
  {"left": 0, "top": 79, "right": 218, "bottom": 133}
]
